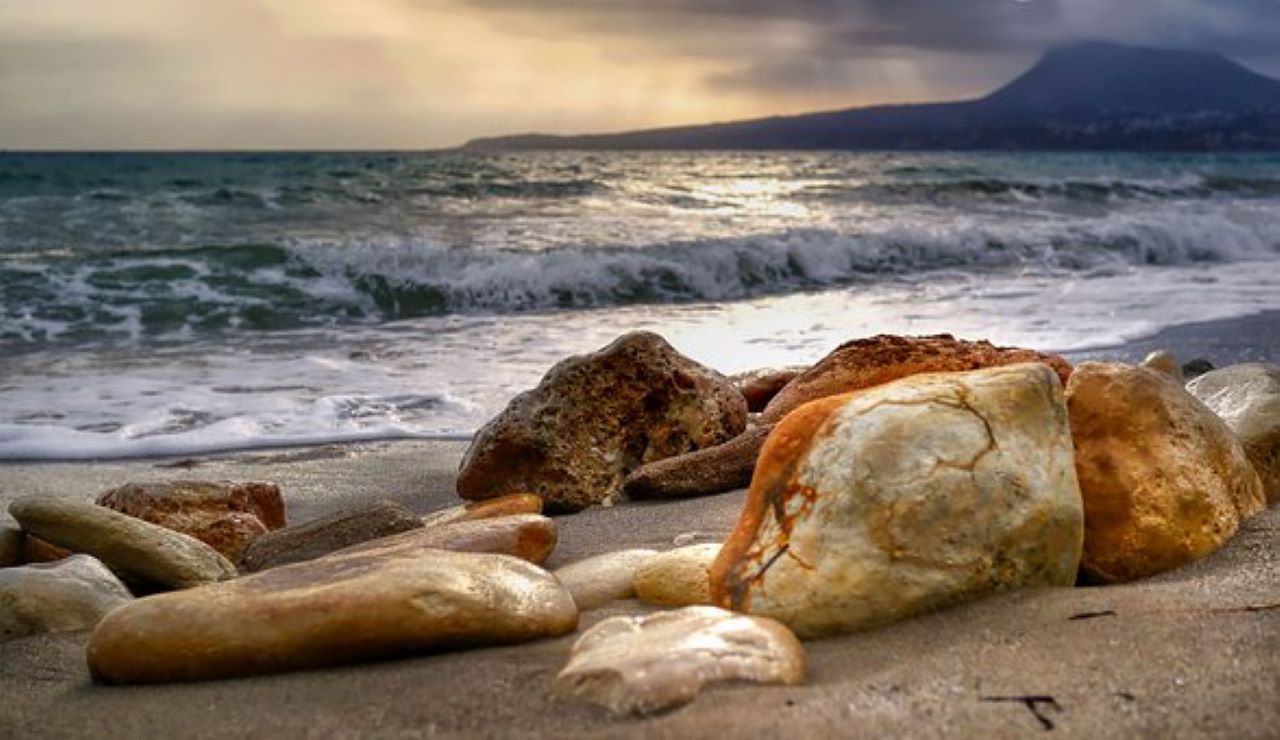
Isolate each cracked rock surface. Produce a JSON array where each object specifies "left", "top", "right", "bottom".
[
  {"left": 712, "top": 363, "right": 1084, "bottom": 638},
  {"left": 553, "top": 605, "right": 805, "bottom": 716}
]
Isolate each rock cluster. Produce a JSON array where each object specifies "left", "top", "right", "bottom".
[
  {"left": 96, "top": 480, "right": 285, "bottom": 562},
  {"left": 456, "top": 331, "right": 747, "bottom": 511}
]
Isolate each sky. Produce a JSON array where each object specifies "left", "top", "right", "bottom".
[{"left": 2, "top": 0, "right": 1280, "bottom": 150}]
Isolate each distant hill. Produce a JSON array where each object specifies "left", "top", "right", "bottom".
[{"left": 462, "top": 42, "right": 1280, "bottom": 151}]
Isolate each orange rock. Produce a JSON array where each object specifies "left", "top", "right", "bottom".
[
  {"left": 421, "top": 493, "right": 543, "bottom": 528},
  {"left": 1066, "top": 362, "right": 1266, "bottom": 583},
  {"left": 336, "top": 514, "right": 557, "bottom": 566},
  {"left": 96, "top": 481, "right": 285, "bottom": 562},
  {"left": 457, "top": 332, "right": 747, "bottom": 512},
  {"left": 760, "top": 334, "right": 1072, "bottom": 424}
]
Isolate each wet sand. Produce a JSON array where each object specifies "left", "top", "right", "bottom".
[{"left": 0, "top": 311, "right": 1277, "bottom": 738}]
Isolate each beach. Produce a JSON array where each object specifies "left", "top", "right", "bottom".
[{"left": 1, "top": 311, "right": 1276, "bottom": 738}]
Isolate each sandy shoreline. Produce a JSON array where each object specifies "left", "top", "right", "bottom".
[{"left": 0, "top": 310, "right": 1277, "bottom": 737}]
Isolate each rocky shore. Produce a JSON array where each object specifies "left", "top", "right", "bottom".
[{"left": 1, "top": 311, "right": 1277, "bottom": 738}]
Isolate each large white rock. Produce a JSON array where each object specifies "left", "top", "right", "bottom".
[
  {"left": 711, "top": 363, "right": 1084, "bottom": 638},
  {"left": 553, "top": 549, "right": 657, "bottom": 611},
  {"left": 553, "top": 605, "right": 805, "bottom": 716},
  {"left": 1187, "top": 362, "right": 1280, "bottom": 505},
  {"left": 1, "top": 555, "right": 133, "bottom": 643}
]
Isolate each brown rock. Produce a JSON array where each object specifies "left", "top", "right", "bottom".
[
  {"left": 457, "top": 332, "right": 748, "bottom": 512},
  {"left": 87, "top": 547, "right": 579, "bottom": 683},
  {"left": 760, "top": 334, "right": 1072, "bottom": 424},
  {"left": 729, "top": 367, "right": 808, "bottom": 412},
  {"left": 23, "top": 535, "right": 71, "bottom": 564},
  {"left": 1066, "top": 362, "right": 1266, "bottom": 583},
  {"left": 0, "top": 526, "right": 22, "bottom": 568},
  {"left": 96, "top": 481, "right": 285, "bottom": 563},
  {"left": 623, "top": 425, "right": 773, "bottom": 499},
  {"left": 336, "top": 514, "right": 557, "bottom": 566},
  {"left": 240, "top": 499, "right": 421, "bottom": 572},
  {"left": 421, "top": 493, "right": 543, "bottom": 528}
]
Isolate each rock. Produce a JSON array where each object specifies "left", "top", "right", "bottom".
[
  {"left": 1067, "top": 362, "right": 1266, "bottom": 583},
  {"left": 87, "top": 547, "right": 578, "bottom": 683},
  {"left": 1182, "top": 357, "right": 1215, "bottom": 380},
  {"left": 336, "top": 514, "right": 557, "bottom": 566},
  {"left": 1187, "top": 363, "right": 1280, "bottom": 505},
  {"left": 552, "top": 606, "right": 804, "bottom": 716},
  {"left": 729, "top": 367, "right": 808, "bottom": 412},
  {"left": 1, "top": 555, "right": 133, "bottom": 642},
  {"left": 624, "top": 425, "right": 773, "bottom": 499},
  {"left": 633, "top": 544, "right": 721, "bottom": 607},
  {"left": 9, "top": 497, "right": 237, "bottom": 589},
  {"left": 95, "top": 480, "right": 286, "bottom": 563},
  {"left": 457, "top": 331, "right": 748, "bottom": 512},
  {"left": 23, "top": 535, "right": 71, "bottom": 564},
  {"left": 760, "top": 334, "right": 1073, "bottom": 424},
  {"left": 712, "top": 363, "right": 1084, "bottom": 638},
  {"left": 673, "top": 532, "right": 720, "bottom": 547},
  {"left": 1141, "top": 350, "right": 1183, "bottom": 381},
  {"left": 240, "top": 499, "right": 422, "bottom": 572},
  {"left": 553, "top": 549, "right": 658, "bottom": 610},
  {"left": 0, "top": 526, "right": 21, "bottom": 567},
  {"left": 420, "top": 493, "right": 543, "bottom": 528}
]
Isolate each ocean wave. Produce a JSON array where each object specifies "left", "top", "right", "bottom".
[{"left": 4, "top": 208, "right": 1278, "bottom": 348}]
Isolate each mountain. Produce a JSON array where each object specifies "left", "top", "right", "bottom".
[{"left": 462, "top": 42, "right": 1280, "bottom": 151}]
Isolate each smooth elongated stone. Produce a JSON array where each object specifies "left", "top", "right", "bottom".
[
  {"left": 713, "top": 364, "right": 1084, "bottom": 638},
  {"left": 88, "top": 548, "right": 579, "bottom": 683},
  {"left": 624, "top": 425, "right": 773, "bottom": 499},
  {"left": 553, "top": 549, "right": 658, "bottom": 611},
  {"left": 241, "top": 499, "right": 421, "bottom": 572},
  {"left": 553, "top": 606, "right": 805, "bottom": 716},
  {"left": 336, "top": 514, "right": 557, "bottom": 566},
  {"left": 421, "top": 493, "right": 543, "bottom": 528},
  {"left": 9, "top": 497, "right": 236, "bottom": 589}
]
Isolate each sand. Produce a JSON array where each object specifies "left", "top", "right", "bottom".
[{"left": 0, "top": 311, "right": 1277, "bottom": 737}]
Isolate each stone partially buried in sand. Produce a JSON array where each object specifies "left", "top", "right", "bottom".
[
  {"left": 240, "top": 499, "right": 421, "bottom": 572},
  {"left": 634, "top": 544, "right": 721, "bottom": 608},
  {"left": 553, "top": 605, "right": 805, "bottom": 716},
  {"left": 712, "top": 363, "right": 1084, "bottom": 639},
  {"left": 1186, "top": 362, "right": 1280, "bottom": 505},
  {"left": 554, "top": 549, "right": 658, "bottom": 611},
  {"left": 9, "top": 497, "right": 237, "bottom": 589},
  {"left": 96, "top": 480, "right": 286, "bottom": 563},
  {"left": 456, "top": 331, "right": 747, "bottom": 512},
  {"left": 1, "top": 555, "right": 133, "bottom": 643},
  {"left": 335, "top": 514, "right": 557, "bottom": 566},
  {"left": 759, "top": 334, "right": 1072, "bottom": 424},
  {"left": 420, "top": 493, "right": 543, "bottom": 529},
  {"left": 1067, "top": 363, "right": 1266, "bottom": 583},
  {"left": 87, "top": 548, "right": 578, "bottom": 683}
]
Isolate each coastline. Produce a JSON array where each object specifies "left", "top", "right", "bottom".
[{"left": 0, "top": 311, "right": 1276, "bottom": 737}]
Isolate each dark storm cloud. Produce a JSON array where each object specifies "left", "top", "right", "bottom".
[{"left": 466, "top": 0, "right": 1280, "bottom": 91}]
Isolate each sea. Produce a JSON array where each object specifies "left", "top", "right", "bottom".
[{"left": 2, "top": 151, "right": 1279, "bottom": 460}]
